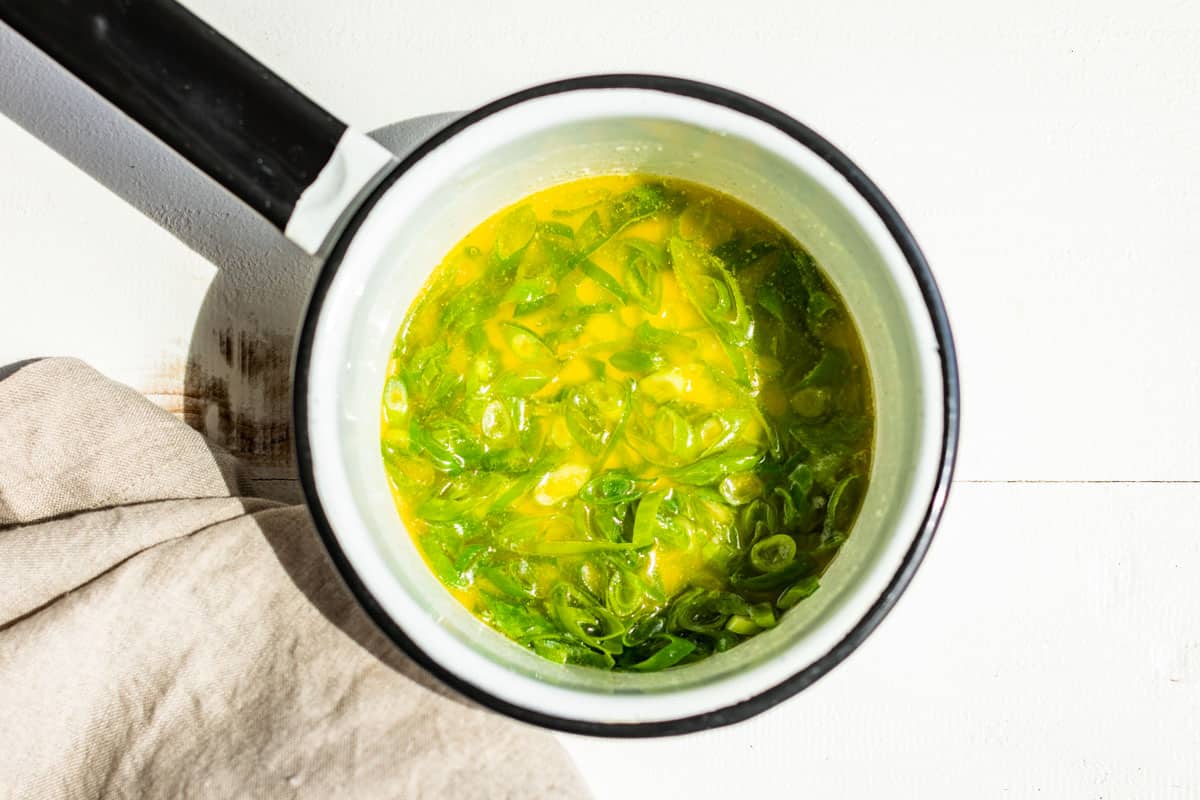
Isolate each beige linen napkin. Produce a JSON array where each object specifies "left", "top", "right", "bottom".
[{"left": 0, "top": 359, "right": 588, "bottom": 799}]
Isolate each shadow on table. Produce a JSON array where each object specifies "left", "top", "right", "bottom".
[{"left": 0, "top": 22, "right": 468, "bottom": 704}]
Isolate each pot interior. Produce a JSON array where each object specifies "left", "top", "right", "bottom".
[{"left": 303, "top": 86, "right": 946, "bottom": 726}]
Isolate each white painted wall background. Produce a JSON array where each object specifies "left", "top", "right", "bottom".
[{"left": 1, "top": 0, "right": 1197, "bottom": 796}]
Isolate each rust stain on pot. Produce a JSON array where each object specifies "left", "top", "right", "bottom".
[{"left": 218, "top": 328, "right": 234, "bottom": 368}]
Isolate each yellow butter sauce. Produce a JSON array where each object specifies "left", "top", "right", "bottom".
[{"left": 380, "top": 175, "right": 873, "bottom": 671}]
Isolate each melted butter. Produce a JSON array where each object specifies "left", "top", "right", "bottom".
[{"left": 381, "top": 173, "right": 875, "bottom": 663}]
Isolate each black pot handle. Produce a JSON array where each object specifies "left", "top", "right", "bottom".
[{"left": 0, "top": 0, "right": 396, "bottom": 254}]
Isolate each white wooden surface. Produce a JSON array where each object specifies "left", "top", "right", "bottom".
[{"left": 2, "top": 0, "right": 1198, "bottom": 796}]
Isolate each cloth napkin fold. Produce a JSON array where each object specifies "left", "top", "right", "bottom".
[{"left": 0, "top": 358, "right": 587, "bottom": 799}]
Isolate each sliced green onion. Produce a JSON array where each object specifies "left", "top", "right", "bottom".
[
  {"left": 382, "top": 375, "right": 409, "bottom": 421},
  {"left": 799, "top": 348, "right": 848, "bottom": 388},
  {"left": 634, "top": 320, "right": 696, "bottom": 351},
  {"left": 698, "top": 408, "right": 752, "bottom": 456},
  {"left": 622, "top": 614, "right": 666, "bottom": 647},
  {"left": 628, "top": 635, "right": 696, "bottom": 671},
  {"left": 653, "top": 405, "right": 694, "bottom": 457},
  {"left": 563, "top": 380, "right": 627, "bottom": 456},
  {"left": 608, "top": 183, "right": 670, "bottom": 229},
  {"left": 550, "top": 190, "right": 610, "bottom": 218},
  {"left": 624, "top": 239, "right": 665, "bottom": 312},
  {"left": 669, "top": 588, "right": 749, "bottom": 634},
  {"left": 713, "top": 631, "right": 739, "bottom": 652},
  {"left": 606, "top": 569, "right": 647, "bottom": 617},
  {"left": 504, "top": 278, "right": 552, "bottom": 306},
  {"left": 732, "top": 557, "right": 814, "bottom": 591},
  {"left": 749, "top": 602, "right": 777, "bottom": 629},
  {"left": 750, "top": 534, "right": 797, "bottom": 573},
  {"left": 668, "top": 237, "right": 753, "bottom": 346},
  {"left": 725, "top": 615, "right": 760, "bottom": 635},
  {"left": 483, "top": 596, "right": 557, "bottom": 640},
  {"left": 424, "top": 547, "right": 464, "bottom": 588},
  {"left": 757, "top": 284, "right": 785, "bottom": 320},
  {"left": 632, "top": 489, "right": 671, "bottom": 547},
  {"left": 609, "top": 348, "right": 663, "bottom": 374},
  {"left": 478, "top": 565, "right": 534, "bottom": 601},
  {"left": 790, "top": 387, "right": 830, "bottom": 418},
  {"left": 527, "top": 636, "right": 616, "bottom": 669},
  {"left": 823, "top": 474, "right": 861, "bottom": 540},
  {"left": 718, "top": 472, "right": 763, "bottom": 506},
  {"left": 496, "top": 205, "right": 538, "bottom": 260},
  {"left": 495, "top": 367, "right": 552, "bottom": 397},
  {"left": 579, "top": 259, "right": 629, "bottom": 303},
  {"left": 539, "top": 220, "right": 575, "bottom": 239},
  {"left": 417, "top": 473, "right": 503, "bottom": 521},
  {"left": 500, "top": 321, "right": 555, "bottom": 361},
  {"left": 576, "top": 211, "right": 606, "bottom": 254},
  {"left": 479, "top": 399, "right": 514, "bottom": 442},
  {"left": 579, "top": 470, "right": 647, "bottom": 505},
  {"left": 408, "top": 415, "right": 481, "bottom": 474},
  {"left": 668, "top": 446, "right": 760, "bottom": 485},
  {"left": 551, "top": 586, "right": 626, "bottom": 653},
  {"left": 808, "top": 290, "right": 836, "bottom": 320},
  {"left": 788, "top": 463, "right": 814, "bottom": 497},
  {"left": 777, "top": 576, "right": 820, "bottom": 609}
]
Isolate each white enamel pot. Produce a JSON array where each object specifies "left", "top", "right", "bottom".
[{"left": 295, "top": 78, "right": 959, "bottom": 736}]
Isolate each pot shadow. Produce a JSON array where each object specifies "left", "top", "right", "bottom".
[
  {"left": 0, "top": 22, "right": 468, "bottom": 703},
  {"left": 175, "top": 110, "right": 461, "bottom": 506}
]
